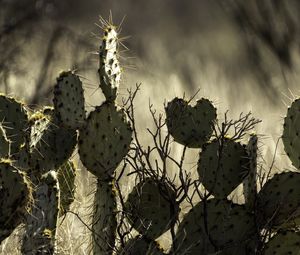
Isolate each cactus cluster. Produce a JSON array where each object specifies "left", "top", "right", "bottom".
[
  {"left": 1, "top": 18, "right": 300, "bottom": 255},
  {"left": 0, "top": 70, "right": 80, "bottom": 253}
]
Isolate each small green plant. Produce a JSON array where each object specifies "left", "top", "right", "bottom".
[{"left": 0, "top": 17, "right": 300, "bottom": 255}]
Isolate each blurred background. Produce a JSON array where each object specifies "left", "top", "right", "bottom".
[
  {"left": 1, "top": 0, "right": 299, "bottom": 136},
  {"left": 1, "top": 0, "right": 300, "bottom": 253}
]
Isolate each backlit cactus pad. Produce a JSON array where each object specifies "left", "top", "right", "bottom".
[
  {"left": 257, "top": 172, "right": 300, "bottom": 228},
  {"left": 53, "top": 71, "right": 85, "bottom": 129},
  {"left": 98, "top": 24, "right": 121, "bottom": 102},
  {"left": 174, "top": 199, "right": 256, "bottom": 254},
  {"left": 28, "top": 108, "right": 77, "bottom": 173},
  {"left": 0, "top": 94, "right": 28, "bottom": 154},
  {"left": 78, "top": 102, "right": 132, "bottom": 179},
  {"left": 125, "top": 178, "right": 179, "bottom": 239},
  {"left": 0, "top": 160, "right": 32, "bottom": 243},
  {"left": 282, "top": 98, "right": 300, "bottom": 169},
  {"left": 165, "top": 97, "right": 216, "bottom": 148},
  {"left": 263, "top": 231, "right": 300, "bottom": 255},
  {"left": 198, "top": 138, "right": 250, "bottom": 198}
]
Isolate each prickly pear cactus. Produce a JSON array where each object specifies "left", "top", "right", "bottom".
[
  {"left": 165, "top": 97, "right": 216, "bottom": 148},
  {"left": 125, "top": 178, "right": 179, "bottom": 240},
  {"left": 57, "top": 160, "right": 76, "bottom": 215},
  {"left": 282, "top": 98, "right": 300, "bottom": 168},
  {"left": 28, "top": 107, "right": 77, "bottom": 174},
  {"left": 243, "top": 134, "right": 258, "bottom": 208},
  {"left": 98, "top": 24, "right": 121, "bottom": 102},
  {"left": 0, "top": 160, "right": 32, "bottom": 244},
  {"left": 263, "top": 230, "right": 300, "bottom": 255},
  {"left": 93, "top": 180, "right": 117, "bottom": 255},
  {"left": 174, "top": 199, "right": 256, "bottom": 255},
  {"left": 0, "top": 125, "right": 9, "bottom": 157},
  {"left": 22, "top": 170, "right": 60, "bottom": 254},
  {"left": 78, "top": 102, "right": 132, "bottom": 180},
  {"left": 118, "top": 236, "right": 164, "bottom": 255},
  {"left": 0, "top": 94, "right": 28, "bottom": 154},
  {"left": 53, "top": 71, "right": 85, "bottom": 129},
  {"left": 10, "top": 142, "right": 30, "bottom": 172},
  {"left": 198, "top": 138, "right": 250, "bottom": 198},
  {"left": 257, "top": 172, "right": 300, "bottom": 228}
]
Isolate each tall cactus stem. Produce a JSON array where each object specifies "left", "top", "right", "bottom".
[
  {"left": 92, "top": 179, "right": 117, "bottom": 255},
  {"left": 243, "top": 134, "right": 258, "bottom": 209},
  {"left": 22, "top": 170, "right": 60, "bottom": 255}
]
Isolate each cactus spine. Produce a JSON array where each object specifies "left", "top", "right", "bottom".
[{"left": 0, "top": 125, "right": 10, "bottom": 157}]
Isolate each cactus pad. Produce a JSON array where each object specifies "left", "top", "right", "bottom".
[
  {"left": 0, "top": 94, "right": 28, "bottom": 154},
  {"left": 174, "top": 199, "right": 256, "bottom": 254},
  {"left": 165, "top": 97, "right": 216, "bottom": 148},
  {"left": 53, "top": 71, "right": 85, "bottom": 129},
  {"left": 125, "top": 178, "right": 179, "bottom": 239},
  {"left": 118, "top": 236, "right": 164, "bottom": 255},
  {"left": 93, "top": 180, "right": 117, "bottom": 255},
  {"left": 57, "top": 160, "right": 76, "bottom": 215},
  {"left": 0, "top": 125, "right": 9, "bottom": 157},
  {"left": 98, "top": 24, "right": 121, "bottom": 102},
  {"left": 11, "top": 142, "right": 30, "bottom": 170},
  {"left": 22, "top": 170, "right": 60, "bottom": 254},
  {"left": 198, "top": 138, "right": 250, "bottom": 198},
  {"left": 0, "top": 160, "right": 32, "bottom": 243},
  {"left": 29, "top": 108, "right": 77, "bottom": 173},
  {"left": 263, "top": 231, "right": 300, "bottom": 255},
  {"left": 282, "top": 98, "right": 300, "bottom": 168},
  {"left": 78, "top": 102, "right": 132, "bottom": 180},
  {"left": 257, "top": 172, "right": 300, "bottom": 228}
]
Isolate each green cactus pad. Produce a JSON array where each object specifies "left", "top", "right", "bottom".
[
  {"left": 78, "top": 102, "right": 132, "bottom": 180},
  {"left": 198, "top": 138, "right": 250, "bottom": 198},
  {"left": 118, "top": 236, "right": 164, "bottom": 255},
  {"left": 174, "top": 199, "right": 256, "bottom": 255},
  {"left": 11, "top": 142, "right": 30, "bottom": 170},
  {"left": 29, "top": 108, "right": 77, "bottom": 173},
  {"left": 243, "top": 134, "right": 258, "bottom": 208},
  {"left": 257, "top": 172, "right": 300, "bottom": 228},
  {"left": 263, "top": 231, "right": 300, "bottom": 255},
  {"left": 22, "top": 170, "right": 60, "bottom": 254},
  {"left": 53, "top": 71, "right": 85, "bottom": 129},
  {"left": 0, "top": 125, "right": 9, "bottom": 157},
  {"left": 93, "top": 180, "right": 117, "bottom": 255},
  {"left": 165, "top": 97, "right": 216, "bottom": 148},
  {"left": 125, "top": 178, "right": 179, "bottom": 240},
  {"left": 0, "top": 94, "right": 28, "bottom": 154},
  {"left": 282, "top": 98, "right": 300, "bottom": 168},
  {"left": 57, "top": 160, "right": 76, "bottom": 215},
  {"left": 0, "top": 160, "right": 32, "bottom": 243},
  {"left": 98, "top": 24, "right": 121, "bottom": 102}
]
